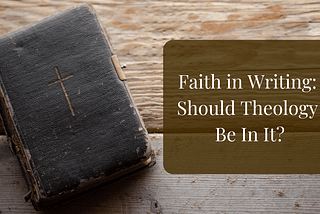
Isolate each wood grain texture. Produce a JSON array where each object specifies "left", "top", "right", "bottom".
[
  {"left": 1, "top": 0, "right": 320, "bottom": 132},
  {"left": 1, "top": 134, "right": 320, "bottom": 213}
]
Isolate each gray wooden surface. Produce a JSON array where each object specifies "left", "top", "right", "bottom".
[{"left": 1, "top": 135, "right": 320, "bottom": 213}]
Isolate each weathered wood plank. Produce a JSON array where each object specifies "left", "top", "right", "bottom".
[
  {"left": 1, "top": 134, "right": 320, "bottom": 213},
  {"left": 1, "top": 0, "right": 320, "bottom": 132}
]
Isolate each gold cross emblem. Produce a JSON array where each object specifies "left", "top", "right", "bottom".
[{"left": 48, "top": 67, "right": 75, "bottom": 116}]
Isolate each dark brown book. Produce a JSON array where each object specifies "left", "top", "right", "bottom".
[{"left": 0, "top": 3, "right": 155, "bottom": 210}]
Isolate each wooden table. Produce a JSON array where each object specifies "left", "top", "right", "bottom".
[
  {"left": 1, "top": 0, "right": 320, "bottom": 213},
  {"left": 1, "top": 135, "right": 320, "bottom": 213}
]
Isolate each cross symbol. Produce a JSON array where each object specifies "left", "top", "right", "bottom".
[{"left": 48, "top": 67, "right": 75, "bottom": 116}]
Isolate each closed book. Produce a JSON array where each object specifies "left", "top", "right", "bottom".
[{"left": 0, "top": 3, "right": 155, "bottom": 210}]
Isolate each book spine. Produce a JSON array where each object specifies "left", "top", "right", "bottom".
[{"left": 0, "top": 77, "right": 40, "bottom": 203}]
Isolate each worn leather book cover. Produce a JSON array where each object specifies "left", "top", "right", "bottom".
[{"left": 0, "top": 3, "right": 155, "bottom": 210}]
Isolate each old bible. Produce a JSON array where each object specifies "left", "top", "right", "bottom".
[{"left": 0, "top": 3, "right": 155, "bottom": 210}]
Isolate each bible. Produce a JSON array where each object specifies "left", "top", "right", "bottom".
[{"left": 0, "top": 3, "right": 155, "bottom": 210}]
